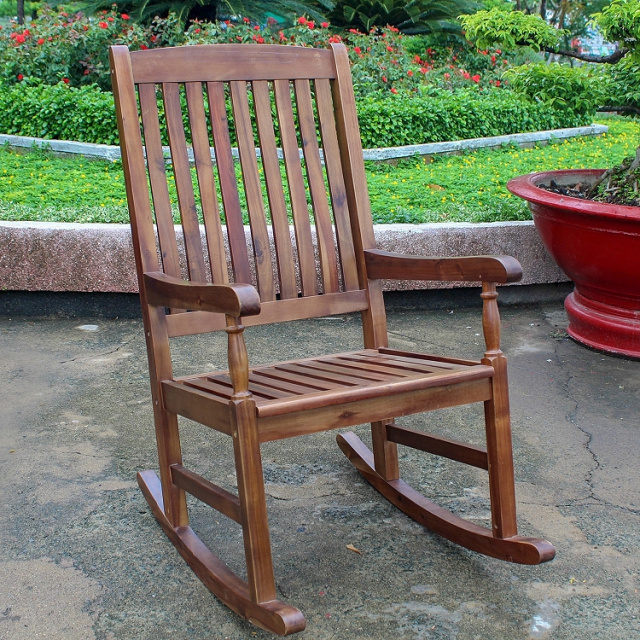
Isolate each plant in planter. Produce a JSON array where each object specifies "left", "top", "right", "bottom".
[{"left": 461, "top": 0, "right": 640, "bottom": 358}]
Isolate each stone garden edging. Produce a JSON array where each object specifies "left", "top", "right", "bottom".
[{"left": 0, "top": 220, "right": 567, "bottom": 295}]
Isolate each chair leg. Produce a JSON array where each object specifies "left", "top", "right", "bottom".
[
  {"left": 483, "top": 356, "right": 518, "bottom": 539},
  {"left": 371, "top": 419, "right": 399, "bottom": 481},
  {"left": 153, "top": 406, "right": 189, "bottom": 527},
  {"left": 231, "top": 400, "right": 278, "bottom": 605}
]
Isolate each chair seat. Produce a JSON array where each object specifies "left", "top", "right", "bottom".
[{"left": 169, "top": 348, "right": 494, "bottom": 421}]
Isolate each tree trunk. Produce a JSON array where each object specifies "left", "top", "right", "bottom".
[{"left": 17, "top": 0, "right": 25, "bottom": 24}]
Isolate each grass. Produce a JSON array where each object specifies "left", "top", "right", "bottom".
[{"left": 1, "top": 116, "right": 638, "bottom": 225}]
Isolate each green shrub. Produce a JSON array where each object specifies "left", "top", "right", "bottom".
[
  {"left": 504, "top": 63, "right": 604, "bottom": 117},
  {"left": 356, "top": 88, "right": 589, "bottom": 148},
  {"left": 0, "top": 79, "right": 118, "bottom": 143}
]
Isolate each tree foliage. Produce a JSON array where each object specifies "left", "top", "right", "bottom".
[{"left": 460, "top": 8, "right": 562, "bottom": 51}]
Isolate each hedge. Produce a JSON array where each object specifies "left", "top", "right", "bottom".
[
  {"left": 0, "top": 81, "right": 118, "bottom": 145},
  {"left": 357, "top": 89, "right": 590, "bottom": 148},
  {"left": 0, "top": 81, "right": 589, "bottom": 150}
]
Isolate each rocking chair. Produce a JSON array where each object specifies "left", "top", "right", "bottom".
[{"left": 109, "top": 42, "right": 554, "bottom": 636}]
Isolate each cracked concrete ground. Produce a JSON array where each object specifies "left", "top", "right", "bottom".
[{"left": 1, "top": 296, "right": 639, "bottom": 639}]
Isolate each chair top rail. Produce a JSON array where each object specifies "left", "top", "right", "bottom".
[{"left": 128, "top": 44, "right": 337, "bottom": 84}]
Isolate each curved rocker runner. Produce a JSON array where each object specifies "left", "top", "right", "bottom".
[{"left": 110, "top": 42, "right": 555, "bottom": 636}]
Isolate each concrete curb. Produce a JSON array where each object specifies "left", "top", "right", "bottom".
[
  {"left": 0, "top": 124, "right": 607, "bottom": 163},
  {"left": 0, "top": 220, "right": 567, "bottom": 294}
]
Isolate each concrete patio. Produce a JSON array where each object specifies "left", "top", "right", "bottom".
[{"left": 1, "top": 292, "right": 638, "bottom": 639}]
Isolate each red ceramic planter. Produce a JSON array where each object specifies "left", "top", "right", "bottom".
[{"left": 508, "top": 169, "right": 640, "bottom": 358}]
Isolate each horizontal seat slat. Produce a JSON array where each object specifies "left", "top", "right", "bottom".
[
  {"left": 355, "top": 352, "right": 463, "bottom": 373},
  {"left": 271, "top": 363, "right": 360, "bottom": 387},
  {"left": 317, "top": 356, "right": 412, "bottom": 378}
]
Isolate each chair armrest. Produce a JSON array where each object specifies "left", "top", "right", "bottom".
[
  {"left": 143, "top": 272, "right": 261, "bottom": 317},
  {"left": 364, "top": 249, "right": 522, "bottom": 284}
]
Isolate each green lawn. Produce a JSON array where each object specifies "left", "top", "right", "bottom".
[{"left": 1, "top": 116, "right": 638, "bottom": 224}]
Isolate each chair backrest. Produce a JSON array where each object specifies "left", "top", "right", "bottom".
[{"left": 110, "top": 43, "right": 387, "bottom": 343}]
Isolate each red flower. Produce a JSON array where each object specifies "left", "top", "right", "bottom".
[
  {"left": 121, "top": 13, "right": 130, "bottom": 20},
  {"left": 254, "top": 25, "right": 260, "bottom": 30},
  {"left": 390, "top": 87, "right": 398, "bottom": 94},
  {"left": 353, "top": 46, "right": 361, "bottom": 54},
  {"left": 462, "top": 71, "right": 470, "bottom": 79},
  {"left": 15, "top": 34, "right": 25, "bottom": 43},
  {"left": 23, "top": 29, "right": 30, "bottom": 35},
  {"left": 98, "top": 21, "right": 108, "bottom": 29},
  {"left": 243, "top": 17, "right": 250, "bottom": 23},
  {"left": 386, "top": 45, "right": 393, "bottom": 52},
  {"left": 349, "top": 28, "right": 360, "bottom": 34},
  {"left": 84, "top": 69, "right": 90, "bottom": 75},
  {"left": 37, "top": 38, "right": 45, "bottom": 45},
  {"left": 107, "top": 16, "right": 114, "bottom": 22},
  {"left": 321, "top": 22, "right": 329, "bottom": 28},
  {"left": 471, "top": 74, "right": 481, "bottom": 83},
  {"left": 307, "top": 21, "right": 315, "bottom": 29},
  {"left": 407, "top": 70, "right": 413, "bottom": 77},
  {"left": 491, "top": 55, "right": 496, "bottom": 64},
  {"left": 496, "top": 49, "right": 502, "bottom": 54},
  {"left": 298, "top": 16, "right": 307, "bottom": 24},
  {"left": 328, "top": 35, "right": 341, "bottom": 43},
  {"left": 140, "top": 44, "right": 148, "bottom": 49},
  {"left": 17, "top": 74, "right": 23, "bottom": 80},
  {"left": 444, "top": 72, "right": 450, "bottom": 80},
  {"left": 494, "top": 80, "right": 501, "bottom": 87},
  {"left": 63, "top": 77, "right": 70, "bottom": 84},
  {"left": 194, "top": 28, "right": 201, "bottom": 33},
  {"left": 279, "top": 31, "right": 286, "bottom": 41},
  {"left": 381, "top": 75, "right": 387, "bottom": 82}
]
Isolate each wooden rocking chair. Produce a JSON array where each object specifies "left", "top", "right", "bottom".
[{"left": 109, "top": 43, "right": 554, "bottom": 635}]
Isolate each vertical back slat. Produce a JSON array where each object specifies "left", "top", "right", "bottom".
[
  {"left": 330, "top": 43, "right": 388, "bottom": 348},
  {"left": 294, "top": 79, "right": 340, "bottom": 294},
  {"left": 163, "top": 82, "right": 207, "bottom": 282},
  {"left": 273, "top": 79, "right": 318, "bottom": 297},
  {"left": 185, "top": 82, "right": 228, "bottom": 284},
  {"left": 230, "top": 80, "right": 276, "bottom": 301},
  {"left": 138, "top": 83, "right": 181, "bottom": 278},
  {"left": 253, "top": 81, "right": 299, "bottom": 300},
  {"left": 206, "top": 81, "right": 253, "bottom": 286},
  {"left": 314, "top": 78, "right": 359, "bottom": 292}
]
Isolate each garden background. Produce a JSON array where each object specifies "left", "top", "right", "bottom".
[{"left": 1, "top": 0, "right": 639, "bottom": 225}]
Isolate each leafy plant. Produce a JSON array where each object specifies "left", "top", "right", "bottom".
[
  {"left": 459, "top": 9, "right": 563, "bottom": 52},
  {"left": 79, "top": 0, "right": 334, "bottom": 26},
  {"left": 504, "top": 63, "right": 605, "bottom": 116},
  {"left": 329, "top": 0, "right": 474, "bottom": 34}
]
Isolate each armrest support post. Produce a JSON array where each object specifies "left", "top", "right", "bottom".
[
  {"left": 481, "top": 282, "right": 502, "bottom": 358},
  {"left": 225, "top": 315, "right": 251, "bottom": 401}
]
